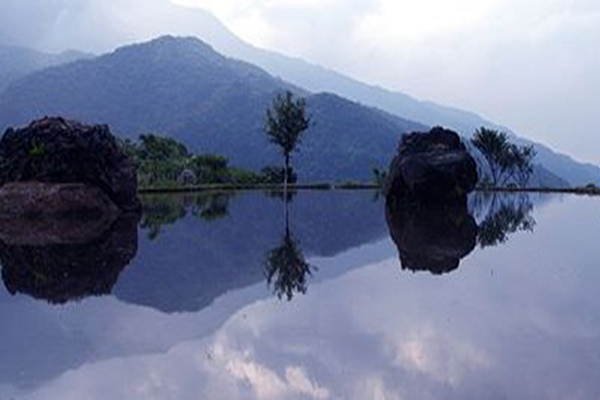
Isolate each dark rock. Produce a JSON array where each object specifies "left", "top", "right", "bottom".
[
  {"left": 386, "top": 197, "right": 478, "bottom": 275},
  {"left": 0, "top": 214, "right": 139, "bottom": 304},
  {"left": 385, "top": 127, "right": 478, "bottom": 202},
  {"left": 0, "top": 117, "right": 140, "bottom": 212}
]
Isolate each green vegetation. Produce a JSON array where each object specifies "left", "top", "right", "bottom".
[
  {"left": 264, "top": 91, "right": 311, "bottom": 189},
  {"left": 122, "top": 134, "right": 285, "bottom": 188},
  {"left": 478, "top": 186, "right": 600, "bottom": 196},
  {"left": 471, "top": 127, "right": 536, "bottom": 187},
  {"left": 140, "top": 192, "right": 236, "bottom": 240},
  {"left": 371, "top": 166, "right": 388, "bottom": 187},
  {"left": 140, "top": 194, "right": 188, "bottom": 240}
]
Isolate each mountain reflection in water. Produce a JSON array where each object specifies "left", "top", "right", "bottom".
[
  {"left": 116, "top": 190, "right": 386, "bottom": 312},
  {"left": 0, "top": 190, "right": 592, "bottom": 399},
  {"left": 0, "top": 190, "right": 539, "bottom": 307}
]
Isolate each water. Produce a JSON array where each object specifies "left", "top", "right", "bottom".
[{"left": 1, "top": 190, "right": 600, "bottom": 399}]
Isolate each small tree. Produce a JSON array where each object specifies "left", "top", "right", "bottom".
[
  {"left": 472, "top": 127, "right": 536, "bottom": 187},
  {"left": 188, "top": 154, "right": 230, "bottom": 183},
  {"left": 471, "top": 127, "right": 510, "bottom": 185},
  {"left": 137, "top": 134, "right": 190, "bottom": 185},
  {"left": 512, "top": 145, "right": 536, "bottom": 187},
  {"left": 372, "top": 166, "right": 388, "bottom": 187},
  {"left": 264, "top": 91, "right": 311, "bottom": 190}
]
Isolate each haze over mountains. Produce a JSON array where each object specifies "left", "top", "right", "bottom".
[
  {"left": 0, "top": 45, "right": 90, "bottom": 92},
  {"left": 0, "top": 5, "right": 597, "bottom": 185}
]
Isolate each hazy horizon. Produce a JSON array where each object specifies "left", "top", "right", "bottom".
[{"left": 0, "top": 0, "right": 598, "bottom": 166}]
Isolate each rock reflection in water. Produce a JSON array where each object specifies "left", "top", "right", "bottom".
[
  {"left": 0, "top": 214, "right": 139, "bottom": 304},
  {"left": 386, "top": 193, "right": 536, "bottom": 275},
  {"left": 386, "top": 199, "right": 478, "bottom": 275}
]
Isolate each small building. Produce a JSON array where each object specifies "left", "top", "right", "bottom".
[{"left": 178, "top": 169, "right": 197, "bottom": 186}]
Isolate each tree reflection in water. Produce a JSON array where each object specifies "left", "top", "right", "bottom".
[
  {"left": 474, "top": 193, "right": 536, "bottom": 248},
  {"left": 140, "top": 195, "right": 187, "bottom": 240},
  {"left": 140, "top": 192, "right": 234, "bottom": 239},
  {"left": 264, "top": 191, "right": 313, "bottom": 301},
  {"left": 386, "top": 192, "right": 537, "bottom": 275},
  {"left": 192, "top": 193, "right": 232, "bottom": 221}
]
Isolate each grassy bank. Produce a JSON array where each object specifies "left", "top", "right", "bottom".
[
  {"left": 139, "top": 183, "right": 600, "bottom": 196},
  {"left": 476, "top": 186, "right": 600, "bottom": 196},
  {"left": 138, "top": 182, "right": 341, "bottom": 193}
]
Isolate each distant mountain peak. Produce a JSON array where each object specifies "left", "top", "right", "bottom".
[
  {"left": 141, "top": 35, "right": 214, "bottom": 50},
  {"left": 108, "top": 34, "right": 219, "bottom": 61}
]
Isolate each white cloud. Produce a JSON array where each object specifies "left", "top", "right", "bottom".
[{"left": 171, "top": 0, "right": 600, "bottom": 164}]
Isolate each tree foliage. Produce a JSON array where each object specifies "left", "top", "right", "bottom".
[
  {"left": 371, "top": 166, "right": 388, "bottom": 187},
  {"left": 471, "top": 127, "right": 536, "bottom": 187},
  {"left": 264, "top": 91, "right": 311, "bottom": 186},
  {"left": 511, "top": 145, "right": 536, "bottom": 187},
  {"left": 122, "top": 134, "right": 269, "bottom": 187},
  {"left": 188, "top": 154, "right": 230, "bottom": 184}
]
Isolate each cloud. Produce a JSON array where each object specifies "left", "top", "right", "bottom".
[
  {"left": 173, "top": 0, "right": 377, "bottom": 58},
  {"left": 171, "top": 0, "right": 600, "bottom": 162},
  {"left": 0, "top": 0, "right": 234, "bottom": 53}
]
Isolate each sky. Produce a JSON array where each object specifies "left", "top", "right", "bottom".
[{"left": 0, "top": 0, "right": 598, "bottom": 164}]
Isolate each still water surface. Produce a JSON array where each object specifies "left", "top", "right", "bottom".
[{"left": 0, "top": 190, "right": 599, "bottom": 399}]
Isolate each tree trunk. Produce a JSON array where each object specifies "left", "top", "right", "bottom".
[
  {"left": 284, "top": 153, "right": 290, "bottom": 195},
  {"left": 284, "top": 197, "right": 290, "bottom": 238}
]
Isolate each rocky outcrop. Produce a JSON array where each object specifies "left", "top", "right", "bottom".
[
  {"left": 0, "top": 214, "right": 139, "bottom": 304},
  {"left": 386, "top": 199, "right": 478, "bottom": 275},
  {"left": 0, "top": 118, "right": 141, "bottom": 303},
  {"left": 385, "top": 127, "right": 478, "bottom": 202},
  {"left": 0, "top": 117, "right": 140, "bottom": 212}
]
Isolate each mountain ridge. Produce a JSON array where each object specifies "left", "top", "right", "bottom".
[
  {"left": 0, "top": 44, "right": 91, "bottom": 92},
  {"left": 187, "top": 14, "right": 599, "bottom": 186},
  {"left": 0, "top": 36, "right": 425, "bottom": 182}
]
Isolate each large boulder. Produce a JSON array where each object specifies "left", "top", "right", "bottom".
[
  {"left": 0, "top": 117, "right": 140, "bottom": 212},
  {"left": 386, "top": 198, "right": 478, "bottom": 275},
  {"left": 385, "top": 127, "right": 478, "bottom": 202}
]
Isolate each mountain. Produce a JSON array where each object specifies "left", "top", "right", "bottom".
[
  {"left": 219, "top": 41, "right": 600, "bottom": 186},
  {"left": 139, "top": 6, "right": 595, "bottom": 186},
  {"left": 0, "top": 44, "right": 91, "bottom": 92},
  {"left": 0, "top": 36, "right": 425, "bottom": 181},
  {"left": 0, "top": 3, "right": 594, "bottom": 185}
]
